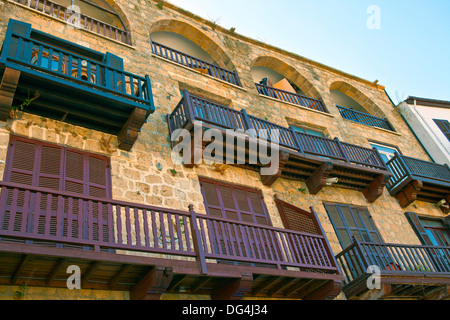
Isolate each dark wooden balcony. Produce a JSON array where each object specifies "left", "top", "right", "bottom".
[
  {"left": 337, "top": 105, "right": 395, "bottom": 132},
  {"left": 151, "top": 40, "right": 242, "bottom": 87},
  {"left": 0, "top": 19, "right": 155, "bottom": 151},
  {"left": 336, "top": 239, "right": 450, "bottom": 300},
  {"left": 0, "top": 181, "right": 343, "bottom": 300},
  {"left": 386, "top": 152, "right": 450, "bottom": 208},
  {"left": 255, "top": 83, "right": 329, "bottom": 114},
  {"left": 10, "top": 0, "right": 132, "bottom": 45},
  {"left": 168, "top": 91, "right": 393, "bottom": 203}
]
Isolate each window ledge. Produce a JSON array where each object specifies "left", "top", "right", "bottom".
[{"left": 151, "top": 54, "right": 247, "bottom": 92}]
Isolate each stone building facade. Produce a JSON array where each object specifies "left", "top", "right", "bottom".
[{"left": 0, "top": 0, "right": 448, "bottom": 300}]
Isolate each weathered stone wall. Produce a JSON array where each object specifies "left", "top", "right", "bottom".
[{"left": 0, "top": 0, "right": 446, "bottom": 300}]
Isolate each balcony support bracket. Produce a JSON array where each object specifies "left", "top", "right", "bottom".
[
  {"left": 306, "top": 162, "right": 334, "bottom": 195},
  {"left": 396, "top": 180, "right": 423, "bottom": 208},
  {"left": 363, "top": 174, "right": 390, "bottom": 203},
  {"left": 424, "top": 285, "right": 450, "bottom": 300},
  {"left": 303, "top": 280, "right": 343, "bottom": 300},
  {"left": 0, "top": 67, "right": 21, "bottom": 121},
  {"left": 211, "top": 273, "right": 253, "bottom": 300},
  {"left": 118, "top": 107, "right": 147, "bottom": 152},
  {"left": 261, "top": 151, "right": 290, "bottom": 186},
  {"left": 130, "top": 266, "right": 173, "bottom": 300}
]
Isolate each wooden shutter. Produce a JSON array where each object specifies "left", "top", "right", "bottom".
[
  {"left": 4, "top": 136, "right": 111, "bottom": 240},
  {"left": 275, "top": 196, "right": 321, "bottom": 235},
  {"left": 405, "top": 212, "right": 434, "bottom": 245}
]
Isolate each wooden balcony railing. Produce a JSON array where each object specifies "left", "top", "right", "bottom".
[
  {"left": 0, "top": 181, "right": 339, "bottom": 275},
  {"left": 337, "top": 105, "right": 395, "bottom": 132},
  {"left": 168, "top": 91, "right": 387, "bottom": 171},
  {"left": 255, "top": 83, "right": 329, "bottom": 114},
  {"left": 10, "top": 0, "right": 132, "bottom": 45},
  {"left": 1, "top": 30, "right": 152, "bottom": 106},
  {"left": 336, "top": 239, "right": 450, "bottom": 286},
  {"left": 151, "top": 41, "right": 242, "bottom": 87}
]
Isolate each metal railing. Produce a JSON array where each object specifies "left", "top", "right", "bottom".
[
  {"left": 151, "top": 41, "right": 242, "bottom": 87},
  {"left": 256, "top": 83, "right": 329, "bottom": 113},
  {"left": 10, "top": 0, "right": 132, "bottom": 45},
  {"left": 337, "top": 105, "right": 395, "bottom": 132}
]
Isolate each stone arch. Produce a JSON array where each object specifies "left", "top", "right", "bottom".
[
  {"left": 149, "top": 19, "right": 237, "bottom": 71},
  {"left": 251, "top": 56, "right": 324, "bottom": 101},
  {"left": 85, "top": 0, "right": 132, "bottom": 32},
  {"left": 330, "top": 81, "right": 387, "bottom": 118}
]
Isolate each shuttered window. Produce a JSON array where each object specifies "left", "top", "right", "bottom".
[
  {"left": 199, "top": 178, "right": 271, "bottom": 226},
  {"left": 324, "top": 203, "right": 383, "bottom": 249},
  {"left": 434, "top": 119, "right": 450, "bottom": 142},
  {"left": 5, "top": 135, "right": 111, "bottom": 199}
]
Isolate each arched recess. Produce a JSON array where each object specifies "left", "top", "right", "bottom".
[
  {"left": 149, "top": 19, "right": 237, "bottom": 71},
  {"left": 251, "top": 56, "right": 324, "bottom": 101},
  {"left": 55, "top": 0, "right": 131, "bottom": 31},
  {"left": 330, "top": 81, "right": 387, "bottom": 118}
]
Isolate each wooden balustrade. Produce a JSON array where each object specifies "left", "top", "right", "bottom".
[
  {"left": 168, "top": 91, "right": 387, "bottom": 171},
  {"left": 337, "top": 105, "right": 395, "bottom": 132},
  {"left": 255, "top": 83, "right": 329, "bottom": 113},
  {"left": 151, "top": 41, "right": 242, "bottom": 87},
  {"left": 12, "top": 0, "right": 132, "bottom": 45},
  {"left": 0, "top": 181, "right": 338, "bottom": 274},
  {"left": 336, "top": 239, "right": 450, "bottom": 285},
  {"left": 2, "top": 32, "right": 151, "bottom": 103},
  {"left": 386, "top": 152, "right": 450, "bottom": 190}
]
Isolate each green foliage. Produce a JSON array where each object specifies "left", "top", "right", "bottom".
[
  {"left": 10, "top": 91, "right": 40, "bottom": 119},
  {"left": 15, "top": 283, "right": 27, "bottom": 299}
]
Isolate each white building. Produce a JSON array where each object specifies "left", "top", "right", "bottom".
[{"left": 398, "top": 96, "right": 450, "bottom": 165}]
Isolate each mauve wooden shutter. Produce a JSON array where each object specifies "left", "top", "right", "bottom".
[
  {"left": 405, "top": 212, "right": 434, "bottom": 246},
  {"left": 275, "top": 197, "right": 322, "bottom": 235}
]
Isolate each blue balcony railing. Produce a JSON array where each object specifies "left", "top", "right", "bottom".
[
  {"left": 337, "top": 105, "right": 395, "bottom": 132},
  {"left": 0, "top": 20, "right": 154, "bottom": 112}
]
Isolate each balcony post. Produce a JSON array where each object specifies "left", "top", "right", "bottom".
[
  {"left": 289, "top": 126, "right": 304, "bottom": 153},
  {"left": 183, "top": 90, "right": 197, "bottom": 126},
  {"left": 372, "top": 147, "right": 388, "bottom": 170},
  {"left": 188, "top": 205, "right": 208, "bottom": 275},
  {"left": 334, "top": 137, "right": 350, "bottom": 163},
  {"left": 240, "top": 109, "right": 256, "bottom": 138}
]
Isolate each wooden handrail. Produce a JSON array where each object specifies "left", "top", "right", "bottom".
[
  {"left": 0, "top": 181, "right": 339, "bottom": 273},
  {"left": 2, "top": 32, "right": 152, "bottom": 104},
  {"left": 336, "top": 239, "right": 450, "bottom": 285},
  {"left": 169, "top": 91, "right": 388, "bottom": 171}
]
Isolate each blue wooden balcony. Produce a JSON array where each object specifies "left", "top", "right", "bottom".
[
  {"left": 337, "top": 105, "right": 395, "bottom": 132},
  {"left": 0, "top": 19, "right": 155, "bottom": 151},
  {"left": 386, "top": 152, "right": 450, "bottom": 208},
  {"left": 336, "top": 239, "right": 450, "bottom": 300}
]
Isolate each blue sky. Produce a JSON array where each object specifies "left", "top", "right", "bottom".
[{"left": 168, "top": 0, "right": 450, "bottom": 103}]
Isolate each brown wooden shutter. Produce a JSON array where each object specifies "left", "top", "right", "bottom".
[
  {"left": 405, "top": 212, "right": 434, "bottom": 245},
  {"left": 275, "top": 196, "right": 322, "bottom": 235}
]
